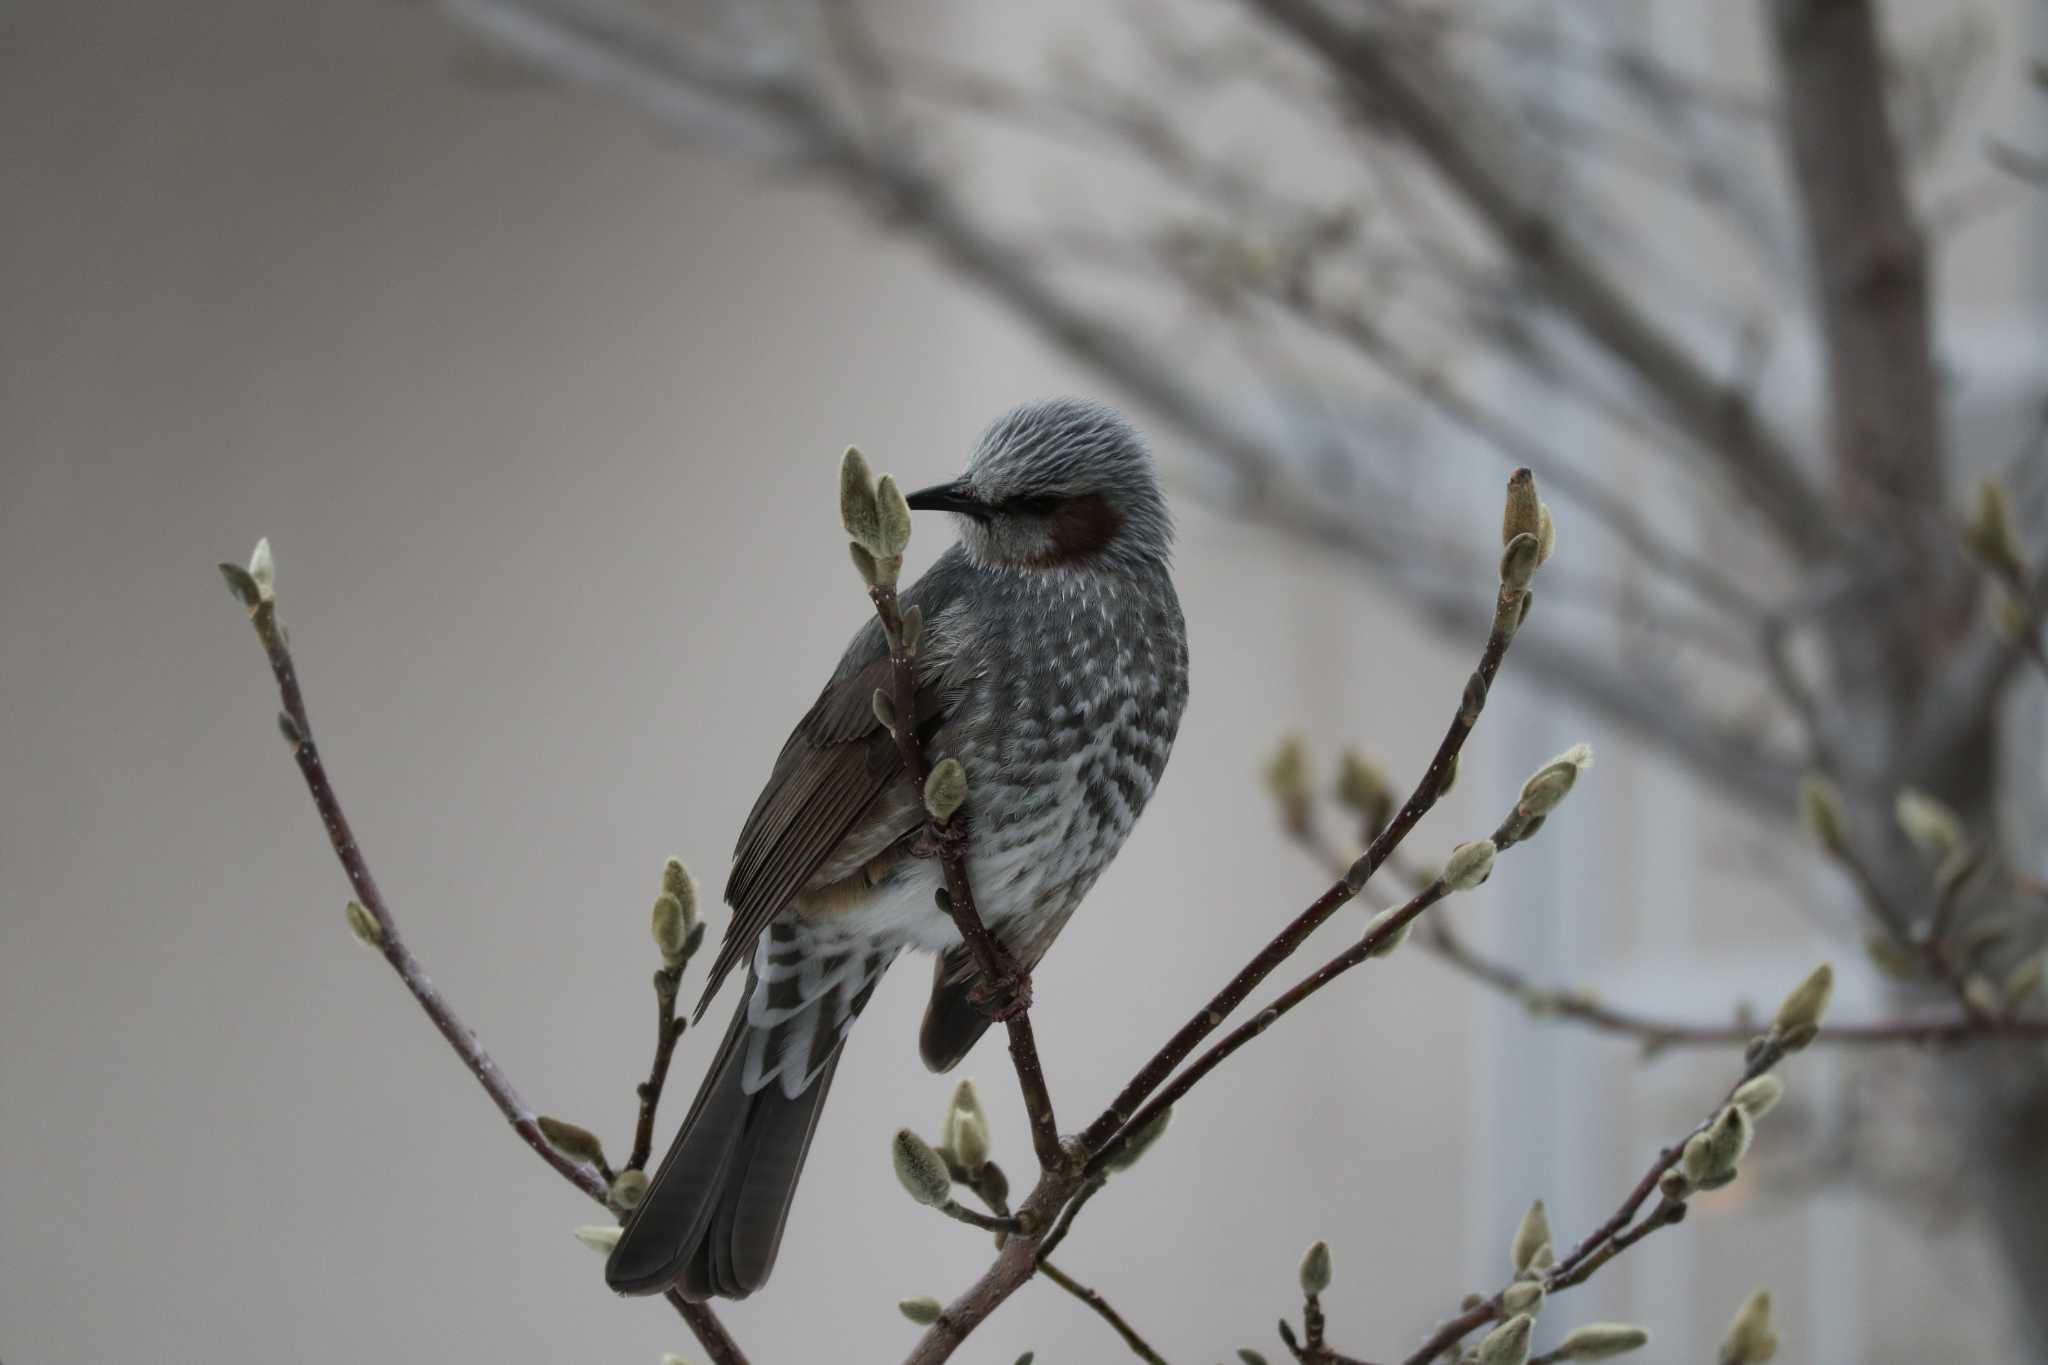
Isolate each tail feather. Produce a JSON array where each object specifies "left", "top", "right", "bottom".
[{"left": 607, "top": 959, "right": 883, "bottom": 1300}]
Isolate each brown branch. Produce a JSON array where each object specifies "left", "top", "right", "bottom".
[
  {"left": 220, "top": 559, "right": 745, "bottom": 1364},
  {"left": 1394, "top": 1035, "right": 1799, "bottom": 1365},
  {"left": 629, "top": 950, "right": 690, "bottom": 1171},
  {"left": 1244, "top": 0, "right": 1836, "bottom": 561},
  {"left": 1084, "top": 519, "right": 1530, "bottom": 1164},
  {"left": 863, "top": 572, "right": 1067, "bottom": 1174},
  {"left": 1039, "top": 1260, "right": 1171, "bottom": 1365}
]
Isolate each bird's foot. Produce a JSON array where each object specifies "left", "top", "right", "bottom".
[
  {"left": 969, "top": 966, "right": 1034, "bottom": 1021},
  {"left": 913, "top": 817, "right": 970, "bottom": 862}
]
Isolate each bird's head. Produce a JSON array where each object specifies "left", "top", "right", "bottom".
[{"left": 907, "top": 399, "right": 1172, "bottom": 572}]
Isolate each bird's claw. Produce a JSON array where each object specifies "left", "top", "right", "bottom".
[
  {"left": 969, "top": 967, "right": 1034, "bottom": 1021},
  {"left": 913, "top": 818, "right": 970, "bottom": 861}
]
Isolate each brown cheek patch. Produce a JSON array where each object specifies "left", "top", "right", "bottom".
[{"left": 1042, "top": 493, "right": 1124, "bottom": 564}]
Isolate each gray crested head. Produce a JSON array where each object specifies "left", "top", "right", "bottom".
[{"left": 905, "top": 399, "right": 1172, "bottom": 572}]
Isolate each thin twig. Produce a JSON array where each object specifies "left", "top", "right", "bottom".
[
  {"left": 224, "top": 570, "right": 746, "bottom": 1365},
  {"left": 1039, "top": 1260, "right": 1172, "bottom": 1365},
  {"left": 629, "top": 958, "right": 689, "bottom": 1171},
  {"left": 1085, "top": 525, "right": 1529, "bottom": 1166}
]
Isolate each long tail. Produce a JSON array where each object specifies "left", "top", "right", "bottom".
[{"left": 607, "top": 929, "right": 890, "bottom": 1300}]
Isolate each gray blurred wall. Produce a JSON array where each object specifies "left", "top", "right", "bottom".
[{"left": 0, "top": 4, "right": 2036, "bottom": 1363}]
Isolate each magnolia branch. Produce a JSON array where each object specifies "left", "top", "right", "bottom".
[{"left": 216, "top": 547, "right": 748, "bottom": 1365}]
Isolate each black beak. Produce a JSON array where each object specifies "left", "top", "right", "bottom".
[{"left": 905, "top": 479, "right": 992, "bottom": 520}]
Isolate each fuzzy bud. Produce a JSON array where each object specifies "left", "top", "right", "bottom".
[
  {"left": 1298, "top": 1239, "right": 1332, "bottom": 1296},
  {"left": 840, "top": 448, "right": 880, "bottom": 548},
  {"left": 1500, "top": 533, "right": 1542, "bottom": 592},
  {"left": 660, "top": 1356, "right": 694, "bottom": 1365},
  {"left": 923, "top": 759, "right": 969, "bottom": 823},
  {"left": 1516, "top": 744, "right": 1594, "bottom": 821},
  {"left": 1962, "top": 478, "right": 2025, "bottom": 581},
  {"left": 1334, "top": 748, "right": 1393, "bottom": 830},
  {"left": 898, "top": 1297, "right": 944, "bottom": 1325},
  {"left": 892, "top": 1128, "right": 953, "bottom": 1207},
  {"left": 1731, "top": 1075, "right": 1785, "bottom": 1120},
  {"left": 875, "top": 474, "right": 913, "bottom": 557},
  {"left": 1443, "top": 839, "right": 1497, "bottom": 892},
  {"left": 1503, "top": 469, "right": 1542, "bottom": 546},
  {"left": 1797, "top": 775, "right": 1844, "bottom": 855},
  {"left": 247, "top": 537, "right": 276, "bottom": 601},
  {"left": 1964, "top": 972, "right": 2004, "bottom": 1018},
  {"left": 1263, "top": 734, "right": 1312, "bottom": 831},
  {"left": 1657, "top": 1169, "right": 1692, "bottom": 1202},
  {"left": 1894, "top": 788, "right": 1965, "bottom": 865},
  {"left": 344, "top": 899, "right": 383, "bottom": 948},
  {"left": 1536, "top": 503, "right": 1557, "bottom": 564},
  {"left": 537, "top": 1116, "right": 607, "bottom": 1168},
  {"left": 849, "top": 541, "right": 881, "bottom": 587},
  {"left": 1476, "top": 1313, "right": 1534, "bottom": 1365},
  {"left": 945, "top": 1079, "right": 992, "bottom": 1171},
  {"left": 608, "top": 1169, "right": 649, "bottom": 1211},
  {"left": 901, "top": 604, "right": 925, "bottom": 653},
  {"left": 219, "top": 560, "right": 262, "bottom": 608},
  {"left": 1510, "top": 1200, "right": 1551, "bottom": 1274},
  {"left": 1501, "top": 1280, "right": 1546, "bottom": 1318},
  {"left": 1553, "top": 1323, "right": 1651, "bottom": 1360},
  {"left": 1236, "top": 1353, "right": 1269, "bottom": 1365},
  {"left": 1682, "top": 1106, "right": 1752, "bottom": 1185},
  {"left": 651, "top": 894, "right": 687, "bottom": 966},
  {"left": 1772, "top": 963, "right": 1833, "bottom": 1042},
  {"left": 572, "top": 1224, "right": 621, "bottom": 1253},
  {"left": 1362, "top": 902, "right": 1413, "bottom": 957},
  {"left": 872, "top": 688, "right": 898, "bottom": 734},
  {"left": 1718, "top": 1290, "right": 1778, "bottom": 1365},
  {"left": 1102, "top": 1107, "right": 1171, "bottom": 1172}
]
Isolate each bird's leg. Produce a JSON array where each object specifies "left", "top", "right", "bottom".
[{"left": 912, "top": 816, "right": 970, "bottom": 862}]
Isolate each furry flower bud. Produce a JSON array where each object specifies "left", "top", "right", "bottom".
[
  {"left": 1731, "top": 1075, "right": 1785, "bottom": 1120},
  {"left": 1772, "top": 963, "right": 1833, "bottom": 1043},
  {"left": 1894, "top": 789, "right": 1965, "bottom": 864},
  {"left": 1476, "top": 1314, "right": 1534, "bottom": 1365},
  {"left": 840, "top": 448, "right": 880, "bottom": 548},
  {"left": 1797, "top": 775, "right": 1844, "bottom": 855},
  {"left": 892, "top": 1128, "right": 953, "bottom": 1207},
  {"left": 924, "top": 759, "right": 968, "bottom": 822},
  {"left": 1443, "top": 839, "right": 1498, "bottom": 892},
  {"left": 1511, "top": 1200, "right": 1551, "bottom": 1274},
  {"left": 945, "top": 1079, "right": 991, "bottom": 1170},
  {"left": 537, "top": 1116, "right": 607, "bottom": 1168},
  {"left": 1553, "top": 1323, "right": 1650, "bottom": 1359},
  {"left": 1298, "top": 1239, "right": 1332, "bottom": 1296},
  {"left": 1718, "top": 1290, "right": 1778, "bottom": 1365},
  {"left": 898, "top": 1297, "right": 944, "bottom": 1325},
  {"left": 345, "top": 899, "right": 383, "bottom": 948}
]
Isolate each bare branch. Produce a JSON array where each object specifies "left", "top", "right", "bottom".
[{"left": 221, "top": 555, "right": 746, "bottom": 1364}]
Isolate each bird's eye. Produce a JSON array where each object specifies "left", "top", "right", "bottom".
[{"left": 1008, "top": 495, "right": 1061, "bottom": 517}]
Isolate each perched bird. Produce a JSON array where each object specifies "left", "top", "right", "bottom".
[{"left": 606, "top": 398, "right": 1190, "bottom": 1301}]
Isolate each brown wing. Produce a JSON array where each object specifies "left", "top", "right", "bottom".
[{"left": 696, "top": 562, "right": 968, "bottom": 1015}]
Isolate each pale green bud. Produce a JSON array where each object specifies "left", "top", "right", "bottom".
[
  {"left": 924, "top": 759, "right": 968, "bottom": 823},
  {"left": 1503, "top": 468, "right": 1542, "bottom": 546},
  {"left": 892, "top": 1128, "right": 953, "bottom": 1207},
  {"left": 1797, "top": 775, "right": 1844, "bottom": 854},
  {"left": 898, "top": 1296, "right": 944, "bottom": 1325},
  {"left": 660, "top": 1355, "right": 695, "bottom": 1365},
  {"left": 902, "top": 604, "right": 925, "bottom": 653},
  {"left": 1553, "top": 1323, "right": 1651, "bottom": 1359},
  {"left": 1263, "top": 733, "right": 1311, "bottom": 830},
  {"left": 1501, "top": 533, "right": 1541, "bottom": 591},
  {"left": 1864, "top": 929, "right": 1920, "bottom": 979},
  {"left": 1657, "top": 1168, "right": 1692, "bottom": 1202},
  {"left": 1962, "top": 478, "right": 2025, "bottom": 581},
  {"left": 1102, "top": 1107, "right": 1171, "bottom": 1172},
  {"left": 1682, "top": 1106, "right": 1751, "bottom": 1185},
  {"left": 1772, "top": 963, "right": 1833, "bottom": 1041},
  {"left": 1236, "top": 1353, "right": 1269, "bottom": 1365},
  {"left": 537, "top": 1116, "right": 607, "bottom": 1167},
  {"left": 1517, "top": 744, "right": 1593, "bottom": 819},
  {"left": 1536, "top": 502, "right": 1557, "bottom": 564},
  {"left": 1894, "top": 788, "right": 1965, "bottom": 864},
  {"left": 1718, "top": 1290, "right": 1777, "bottom": 1365},
  {"left": 840, "top": 447, "right": 880, "bottom": 548},
  {"left": 1333, "top": 748, "right": 1393, "bottom": 825},
  {"left": 1298, "top": 1239, "right": 1332, "bottom": 1296},
  {"left": 849, "top": 541, "right": 881, "bottom": 587},
  {"left": 1476, "top": 1313, "right": 1534, "bottom": 1365},
  {"left": 946, "top": 1079, "right": 991, "bottom": 1170},
  {"left": 345, "top": 899, "right": 383, "bottom": 948},
  {"left": 1362, "top": 902, "right": 1412, "bottom": 957},
  {"left": 1443, "top": 839, "right": 1498, "bottom": 892},
  {"left": 876, "top": 474, "right": 913, "bottom": 557},
  {"left": 219, "top": 561, "right": 262, "bottom": 608},
  {"left": 1500, "top": 1280, "right": 1546, "bottom": 1318},
  {"left": 651, "top": 893, "right": 687, "bottom": 966},
  {"left": 248, "top": 537, "right": 276, "bottom": 601},
  {"left": 1511, "top": 1199, "right": 1551, "bottom": 1274},
  {"left": 609, "top": 1169, "right": 649, "bottom": 1211},
  {"left": 872, "top": 688, "right": 898, "bottom": 733},
  {"left": 572, "top": 1224, "right": 621, "bottom": 1253},
  {"left": 1964, "top": 972, "right": 2004, "bottom": 1018},
  {"left": 1731, "top": 1075, "right": 1785, "bottom": 1120}
]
